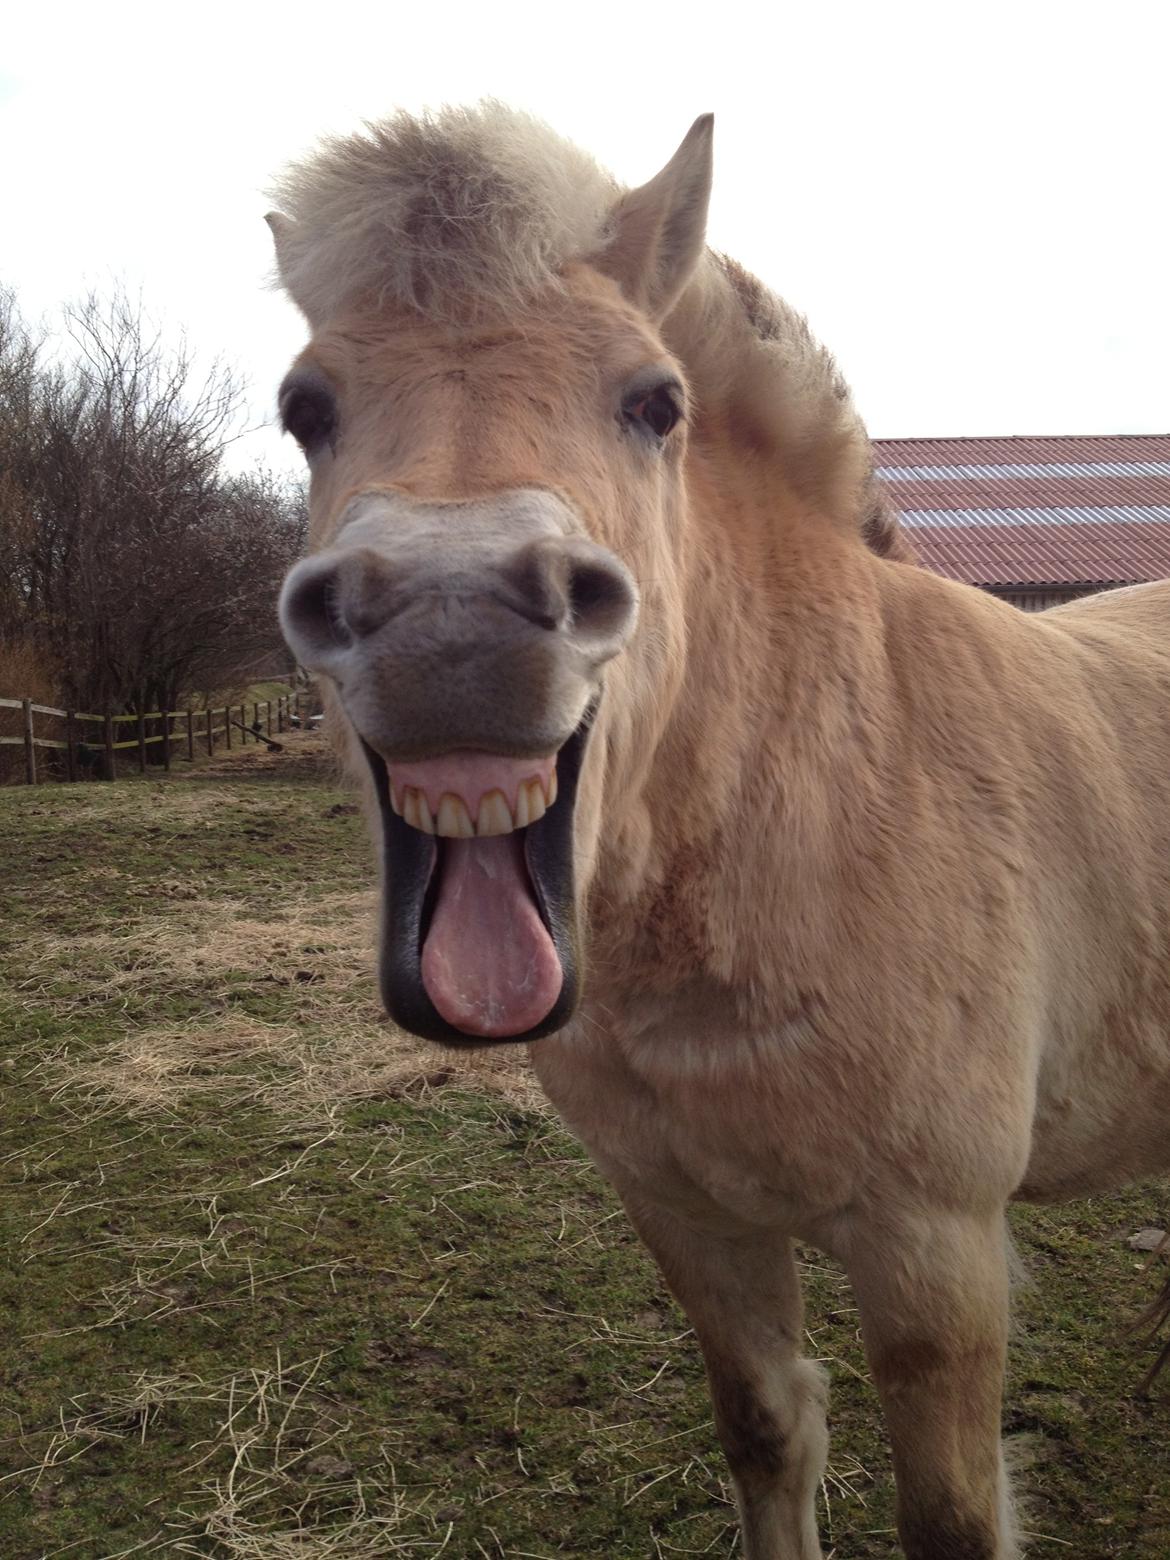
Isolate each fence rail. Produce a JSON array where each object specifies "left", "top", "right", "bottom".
[{"left": 0, "top": 693, "right": 314, "bottom": 785}]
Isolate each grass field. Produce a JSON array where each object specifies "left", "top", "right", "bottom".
[{"left": 1, "top": 739, "right": 1168, "bottom": 1557}]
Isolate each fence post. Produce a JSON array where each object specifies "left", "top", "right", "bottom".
[
  {"left": 265, "top": 700, "right": 272, "bottom": 738},
  {"left": 65, "top": 710, "right": 77, "bottom": 783},
  {"left": 206, "top": 707, "right": 214, "bottom": 757},
  {"left": 162, "top": 711, "right": 172, "bottom": 773},
  {"left": 277, "top": 696, "right": 284, "bottom": 734},
  {"left": 137, "top": 712, "right": 147, "bottom": 773},
  {"left": 224, "top": 707, "right": 232, "bottom": 749},
  {"left": 187, "top": 709, "right": 195, "bottom": 763},
  {"left": 104, "top": 713, "right": 115, "bottom": 780},
  {"left": 22, "top": 699, "right": 36, "bottom": 785}
]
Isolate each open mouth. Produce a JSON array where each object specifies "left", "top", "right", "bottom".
[{"left": 362, "top": 713, "right": 592, "bottom": 1045}]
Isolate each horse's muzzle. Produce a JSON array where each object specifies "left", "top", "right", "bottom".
[
  {"left": 279, "top": 487, "right": 637, "bottom": 761},
  {"left": 278, "top": 488, "right": 636, "bottom": 1045}
]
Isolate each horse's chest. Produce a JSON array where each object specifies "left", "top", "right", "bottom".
[{"left": 533, "top": 1017, "right": 865, "bottom": 1241}]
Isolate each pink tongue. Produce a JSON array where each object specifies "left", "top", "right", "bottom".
[{"left": 420, "top": 833, "right": 563, "bottom": 1038}]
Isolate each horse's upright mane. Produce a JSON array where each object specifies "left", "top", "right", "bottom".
[
  {"left": 267, "top": 101, "right": 618, "bottom": 324},
  {"left": 269, "top": 102, "right": 910, "bottom": 557}
]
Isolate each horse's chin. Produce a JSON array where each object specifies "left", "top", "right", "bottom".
[{"left": 361, "top": 712, "right": 593, "bottom": 1047}]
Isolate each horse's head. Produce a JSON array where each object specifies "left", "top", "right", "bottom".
[{"left": 272, "top": 109, "right": 714, "bottom": 1045}]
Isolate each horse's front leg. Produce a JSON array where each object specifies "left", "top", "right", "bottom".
[
  {"left": 847, "top": 1209, "right": 1018, "bottom": 1560},
  {"left": 616, "top": 1187, "right": 827, "bottom": 1560}
]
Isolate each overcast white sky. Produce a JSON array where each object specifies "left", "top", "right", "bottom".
[{"left": 4, "top": 1, "right": 1167, "bottom": 475}]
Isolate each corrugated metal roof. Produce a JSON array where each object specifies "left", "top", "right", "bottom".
[
  {"left": 903, "top": 520, "right": 1170, "bottom": 589},
  {"left": 873, "top": 434, "right": 1170, "bottom": 590},
  {"left": 903, "top": 507, "right": 1170, "bottom": 528}
]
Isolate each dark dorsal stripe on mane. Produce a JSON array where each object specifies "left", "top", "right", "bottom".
[
  {"left": 861, "top": 489, "right": 916, "bottom": 562},
  {"left": 715, "top": 254, "right": 913, "bottom": 564}
]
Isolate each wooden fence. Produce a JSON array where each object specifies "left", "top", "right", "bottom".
[{"left": 0, "top": 694, "right": 316, "bottom": 785}]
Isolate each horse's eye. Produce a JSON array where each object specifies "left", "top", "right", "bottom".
[
  {"left": 623, "top": 383, "right": 683, "bottom": 442},
  {"left": 279, "top": 374, "right": 338, "bottom": 454}
]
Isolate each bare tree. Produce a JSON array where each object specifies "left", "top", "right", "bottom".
[
  {"left": 0, "top": 290, "right": 44, "bottom": 637},
  {"left": 0, "top": 284, "right": 305, "bottom": 721}
]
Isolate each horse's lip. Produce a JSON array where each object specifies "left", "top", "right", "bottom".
[{"left": 361, "top": 710, "right": 594, "bottom": 1046}]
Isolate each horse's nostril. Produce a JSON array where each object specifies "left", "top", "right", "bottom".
[
  {"left": 563, "top": 551, "right": 639, "bottom": 649},
  {"left": 279, "top": 554, "right": 371, "bottom": 670},
  {"left": 568, "top": 557, "right": 635, "bottom": 635},
  {"left": 308, "top": 573, "right": 353, "bottom": 646},
  {"left": 501, "top": 539, "right": 638, "bottom": 649},
  {"left": 282, "top": 563, "right": 346, "bottom": 651},
  {"left": 281, "top": 549, "right": 406, "bottom": 670}
]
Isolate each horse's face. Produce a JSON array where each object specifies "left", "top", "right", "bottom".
[
  {"left": 278, "top": 267, "right": 695, "bottom": 1045},
  {"left": 276, "top": 116, "right": 714, "bottom": 1047}
]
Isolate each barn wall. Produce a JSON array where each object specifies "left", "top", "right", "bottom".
[{"left": 989, "top": 588, "right": 1096, "bottom": 612}]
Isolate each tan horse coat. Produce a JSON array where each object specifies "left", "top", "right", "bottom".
[{"left": 269, "top": 105, "right": 1170, "bottom": 1559}]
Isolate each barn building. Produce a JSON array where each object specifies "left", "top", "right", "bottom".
[{"left": 874, "top": 434, "right": 1170, "bottom": 610}]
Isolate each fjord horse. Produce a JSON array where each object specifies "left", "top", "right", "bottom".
[{"left": 272, "top": 105, "right": 1170, "bottom": 1557}]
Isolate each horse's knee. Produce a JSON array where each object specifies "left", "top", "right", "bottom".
[
  {"left": 709, "top": 1354, "right": 827, "bottom": 1488},
  {"left": 713, "top": 1371, "right": 789, "bottom": 1478}
]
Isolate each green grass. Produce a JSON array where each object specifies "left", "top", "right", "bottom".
[
  {"left": 241, "top": 682, "right": 297, "bottom": 703},
  {"left": 0, "top": 746, "right": 1167, "bottom": 1557}
]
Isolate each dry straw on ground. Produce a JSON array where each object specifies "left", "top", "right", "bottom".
[
  {"left": 54, "top": 1008, "right": 543, "bottom": 1123},
  {"left": 23, "top": 882, "right": 543, "bottom": 1121},
  {"left": 3, "top": 1355, "right": 455, "bottom": 1558}
]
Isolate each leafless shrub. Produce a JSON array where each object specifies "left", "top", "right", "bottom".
[{"left": 0, "top": 283, "right": 305, "bottom": 718}]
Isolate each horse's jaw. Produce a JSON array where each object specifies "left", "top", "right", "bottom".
[{"left": 363, "top": 712, "right": 594, "bottom": 1047}]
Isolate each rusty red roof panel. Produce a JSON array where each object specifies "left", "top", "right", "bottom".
[
  {"left": 874, "top": 433, "right": 1170, "bottom": 469},
  {"left": 906, "top": 520, "right": 1170, "bottom": 588},
  {"left": 872, "top": 434, "right": 1170, "bottom": 589}
]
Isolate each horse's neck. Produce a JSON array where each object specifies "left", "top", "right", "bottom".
[
  {"left": 652, "top": 256, "right": 901, "bottom": 824},
  {"left": 592, "top": 489, "right": 894, "bottom": 1005},
  {"left": 616, "top": 449, "right": 893, "bottom": 915},
  {"left": 686, "top": 474, "right": 886, "bottom": 771},
  {"left": 594, "top": 257, "right": 904, "bottom": 946}
]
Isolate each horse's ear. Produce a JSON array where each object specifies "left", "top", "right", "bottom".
[
  {"left": 597, "top": 115, "right": 714, "bottom": 321},
  {"left": 265, "top": 211, "right": 302, "bottom": 299},
  {"left": 266, "top": 212, "right": 326, "bottom": 327}
]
